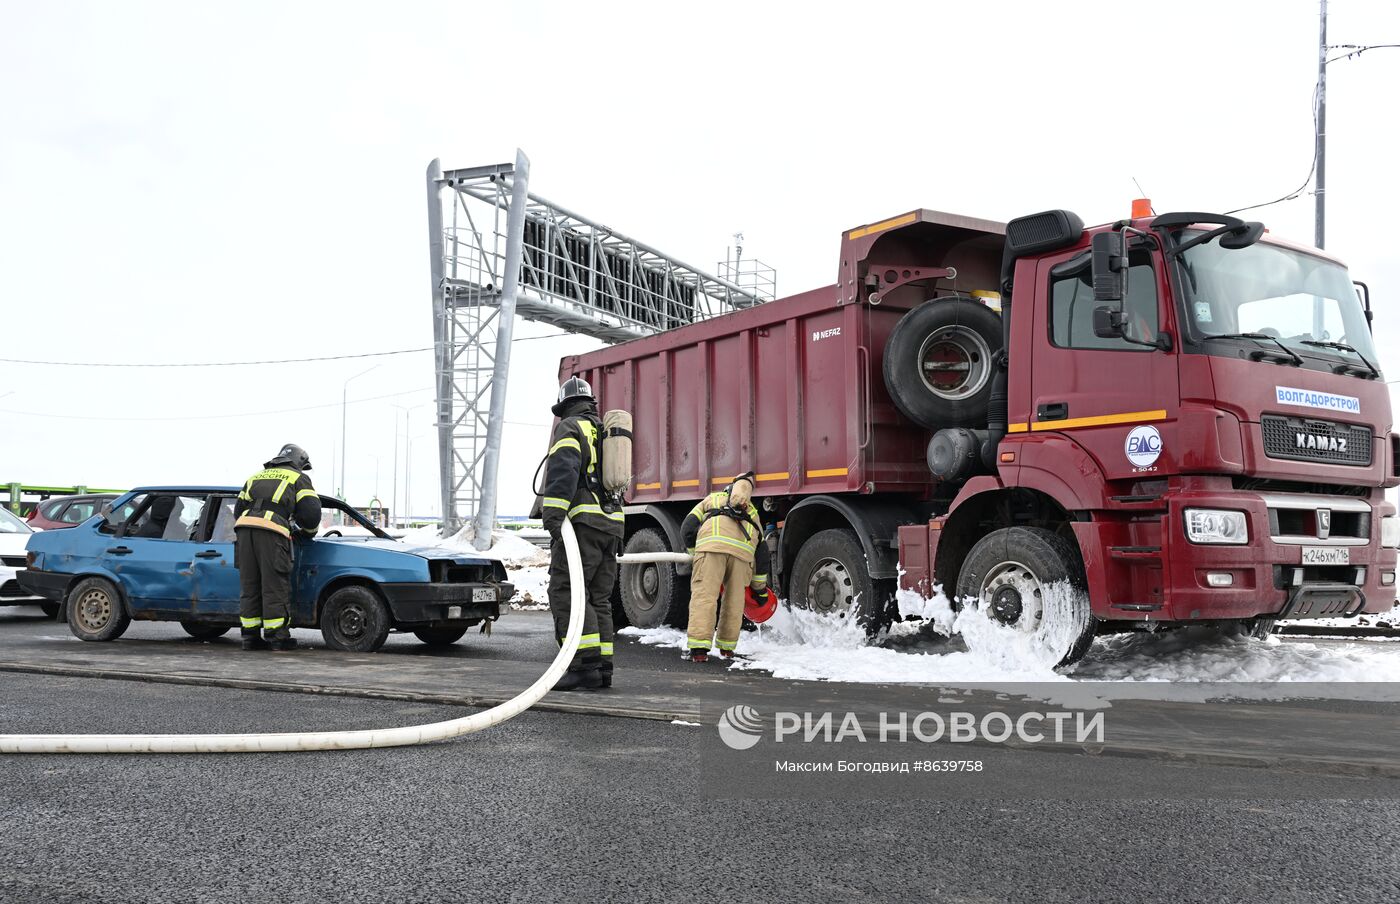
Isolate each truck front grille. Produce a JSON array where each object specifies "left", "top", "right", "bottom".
[{"left": 1261, "top": 414, "right": 1372, "bottom": 467}]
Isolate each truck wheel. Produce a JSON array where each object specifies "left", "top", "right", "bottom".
[
  {"left": 39, "top": 602, "right": 60, "bottom": 619},
  {"left": 883, "top": 296, "right": 1002, "bottom": 428},
  {"left": 1222, "top": 618, "right": 1278, "bottom": 640},
  {"left": 320, "top": 585, "right": 391, "bottom": 652},
  {"left": 413, "top": 626, "right": 468, "bottom": 647},
  {"left": 180, "top": 621, "right": 231, "bottom": 641},
  {"left": 618, "top": 528, "right": 689, "bottom": 629},
  {"left": 66, "top": 577, "right": 131, "bottom": 642},
  {"left": 788, "top": 528, "right": 884, "bottom": 635},
  {"left": 955, "top": 527, "right": 1096, "bottom": 667}
]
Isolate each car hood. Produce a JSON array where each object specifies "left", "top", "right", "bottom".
[
  {"left": 317, "top": 537, "right": 494, "bottom": 564},
  {"left": 0, "top": 533, "right": 32, "bottom": 556}
]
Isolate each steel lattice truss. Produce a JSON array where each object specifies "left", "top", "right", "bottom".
[{"left": 428, "top": 154, "right": 773, "bottom": 533}]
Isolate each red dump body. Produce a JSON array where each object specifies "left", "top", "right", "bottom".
[{"left": 559, "top": 210, "right": 1005, "bottom": 506}]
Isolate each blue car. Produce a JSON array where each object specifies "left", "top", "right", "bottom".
[{"left": 19, "top": 487, "right": 512, "bottom": 652}]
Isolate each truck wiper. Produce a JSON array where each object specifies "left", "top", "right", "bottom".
[
  {"left": 1299, "top": 339, "right": 1380, "bottom": 378},
  {"left": 1202, "top": 332, "right": 1303, "bottom": 366}
]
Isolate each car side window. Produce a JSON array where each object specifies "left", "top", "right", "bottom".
[
  {"left": 61, "top": 502, "right": 97, "bottom": 524},
  {"left": 211, "top": 498, "right": 237, "bottom": 543},
  {"left": 100, "top": 495, "right": 148, "bottom": 535},
  {"left": 40, "top": 500, "right": 65, "bottom": 521},
  {"left": 128, "top": 495, "right": 210, "bottom": 541},
  {"left": 1051, "top": 252, "right": 1159, "bottom": 351}
]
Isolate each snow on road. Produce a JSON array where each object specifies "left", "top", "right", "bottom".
[
  {"left": 478, "top": 555, "right": 1400, "bottom": 690},
  {"left": 620, "top": 586, "right": 1400, "bottom": 691}
]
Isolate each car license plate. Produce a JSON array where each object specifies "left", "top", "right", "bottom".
[
  {"left": 1301, "top": 547, "right": 1349, "bottom": 566},
  {"left": 472, "top": 588, "right": 497, "bottom": 603}
]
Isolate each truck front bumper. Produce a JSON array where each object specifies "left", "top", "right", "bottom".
[
  {"left": 379, "top": 581, "right": 514, "bottom": 625},
  {"left": 1089, "top": 489, "right": 1397, "bottom": 622}
]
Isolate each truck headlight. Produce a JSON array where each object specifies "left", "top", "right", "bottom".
[
  {"left": 1184, "top": 509, "right": 1248, "bottom": 545},
  {"left": 1382, "top": 516, "right": 1400, "bottom": 549}
]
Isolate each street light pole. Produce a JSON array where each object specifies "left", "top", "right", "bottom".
[
  {"left": 1312, "top": 0, "right": 1398, "bottom": 250},
  {"left": 1315, "top": 0, "right": 1328, "bottom": 249},
  {"left": 340, "top": 364, "right": 380, "bottom": 504}
]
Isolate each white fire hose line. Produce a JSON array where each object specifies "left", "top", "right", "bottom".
[
  {"left": 615, "top": 552, "right": 694, "bottom": 565},
  {"left": 0, "top": 520, "right": 587, "bottom": 754}
]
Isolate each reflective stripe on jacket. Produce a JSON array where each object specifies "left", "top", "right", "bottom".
[
  {"left": 541, "top": 414, "right": 624, "bottom": 537},
  {"left": 680, "top": 491, "right": 770, "bottom": 590},
  {"left": 233, "top": 466, "right": 321, "bottom": 538}
]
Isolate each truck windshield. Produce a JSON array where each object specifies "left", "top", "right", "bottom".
[{"left": 1176, "top": 231, "right": 1378, "bottom": 373}]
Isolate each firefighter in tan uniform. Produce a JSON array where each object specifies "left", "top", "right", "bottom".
[
  {"left": 540, "top": 377, "right": 625, "bottom": 690},
  {"left": 680, "top": 472, "right": 771, "bottom": 662},
  {"left": 233, "top": 444, "right": 322, "bottom": 651}
]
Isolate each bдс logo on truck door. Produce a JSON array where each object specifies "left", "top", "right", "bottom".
[{"left": 1124, "top": 424, "right": 1162, "bottom": 470}]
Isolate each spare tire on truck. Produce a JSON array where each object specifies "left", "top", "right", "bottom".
[{"left": 882, "top": 295, "right": 1002, "bottom": 429}]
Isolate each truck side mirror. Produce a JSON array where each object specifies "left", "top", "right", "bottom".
[
  {"left": 1092, "top": 305, "right": 1124, "bottom": 339},
  {"left": 1091, "top": 231, "right": 1126, "bottom": 303}
]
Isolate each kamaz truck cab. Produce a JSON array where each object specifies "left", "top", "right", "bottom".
[{"left": 905, "top": 207, "right": 1398, "bottom": 663}]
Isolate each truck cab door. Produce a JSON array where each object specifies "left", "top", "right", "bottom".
[{"left": 1024, "top": 246, "right": 1179, "bottom": 483}]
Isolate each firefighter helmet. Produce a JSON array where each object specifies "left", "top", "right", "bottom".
[
  {"left": 266, "top": 443, "right": 312, "bottom": 471},
  {"left": 552, "top": 376, "right": 595, "bottom": 416}
]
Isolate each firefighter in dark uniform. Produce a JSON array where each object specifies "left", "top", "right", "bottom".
[
  {"left": 234, "top": 444, "right": 322, "bottom": 651},
  {"left": 541, "top": 377, "right": 625, "bottom": 690}
]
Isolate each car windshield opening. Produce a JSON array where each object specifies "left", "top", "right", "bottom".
[{"left": 1176, "top": 231, "right": 1380, "bottom": 373}]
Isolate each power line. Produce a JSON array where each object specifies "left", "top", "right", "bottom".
[
  {"left": 0, "top": 332, "right": 572, "bottom": 368},
  {"left": 1224, "top": 81, "right": 1320, "bottom": 216},
  {"left": 0, "top": 388, "right": 432, "bottom": 422}
]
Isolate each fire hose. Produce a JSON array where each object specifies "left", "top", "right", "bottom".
[{"left": 0, "top": 519, "right": 587, "bottom": 754}]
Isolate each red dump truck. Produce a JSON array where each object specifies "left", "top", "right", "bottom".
[{"left": 559, "top": 206, "right": 1398, "bottom": 663}]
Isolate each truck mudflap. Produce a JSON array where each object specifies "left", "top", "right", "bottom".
[{"left": 1276, "top": 582, "right": 1366, "bottom": 620}]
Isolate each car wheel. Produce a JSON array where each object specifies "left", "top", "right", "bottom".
[
  {"left": 39, "top": 602, "right": 60, "bottom": 619},
  {"left": 955, "top": 527, "right": 1096, "bottom": 667},
  {"left": 180, "top": 621, "right": 231, "bottom": 641},
  {"left": 618, "top": 528, "right": 689, "bottom": 629},
  {"left": 320, "top": 585, "right": 391, "bottom": 652},
  {"left": 882, "top": 296, "right": 1003, "bottom": 428},
  {"left": 787, "top": 528, "right": 887, "bottom": 636},
  {"left": 412, "top": 626, "right": 468, "bottom": 647},
  {"left": 66, "top": 577, "right": 131, "bottom": 642}
]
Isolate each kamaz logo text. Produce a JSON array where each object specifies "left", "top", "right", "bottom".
[
  {"left": 812, "top": 327, "right": 842, "bottom": 342},
  {"left": 1296, "top": 433, "right": 1347, "bottom": 454}
]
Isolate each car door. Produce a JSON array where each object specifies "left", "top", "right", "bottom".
[
  {"left": 189, "top": 496, "right": 242, "bottom": 619},
  {"left": 101, "top": 493, "right": 212, "bottom": 618}
]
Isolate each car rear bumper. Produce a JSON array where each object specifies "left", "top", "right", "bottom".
[
  {"left": 379, "top": 581, "right": 514, "bottom": 624},
  {"left": 12, "top": 568, "right": 66, "bottom": 603}
]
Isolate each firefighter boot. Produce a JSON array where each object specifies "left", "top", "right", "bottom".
[
  {"left": 599, "top": 659, "right": 614, "bottom": 689},
  {"left": 266, "top": 628, "right": 298, "bottom": 652},
  {"left": 241, "top": 629, "right": 270, "bottom": 652},
  {"left": 553, "top": 663, "right": 603, "bottom": 692}
]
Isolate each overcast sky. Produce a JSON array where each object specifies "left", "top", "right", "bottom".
[{"left": 2, "top": 0, "right": 1397, "bottom": 518}]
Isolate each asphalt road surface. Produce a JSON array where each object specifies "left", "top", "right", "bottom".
[{"left": 2, "top": 673, "right": 1399, "bottom": 904}]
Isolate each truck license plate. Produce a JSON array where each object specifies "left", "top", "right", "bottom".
[
  {"left": 472, "top": 588, "right": 497, "bottom": 602},
  {"left": 1301, "top": 547, "right": 1349, "bottom": 566}
]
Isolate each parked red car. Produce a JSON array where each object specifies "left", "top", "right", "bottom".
[{"left": 26, "top": 494, "right": 121, "bottom": 531}]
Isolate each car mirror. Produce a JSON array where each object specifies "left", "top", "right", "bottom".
[{"left": 99, "top": 502, "right": 113, "bottom": 519}]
